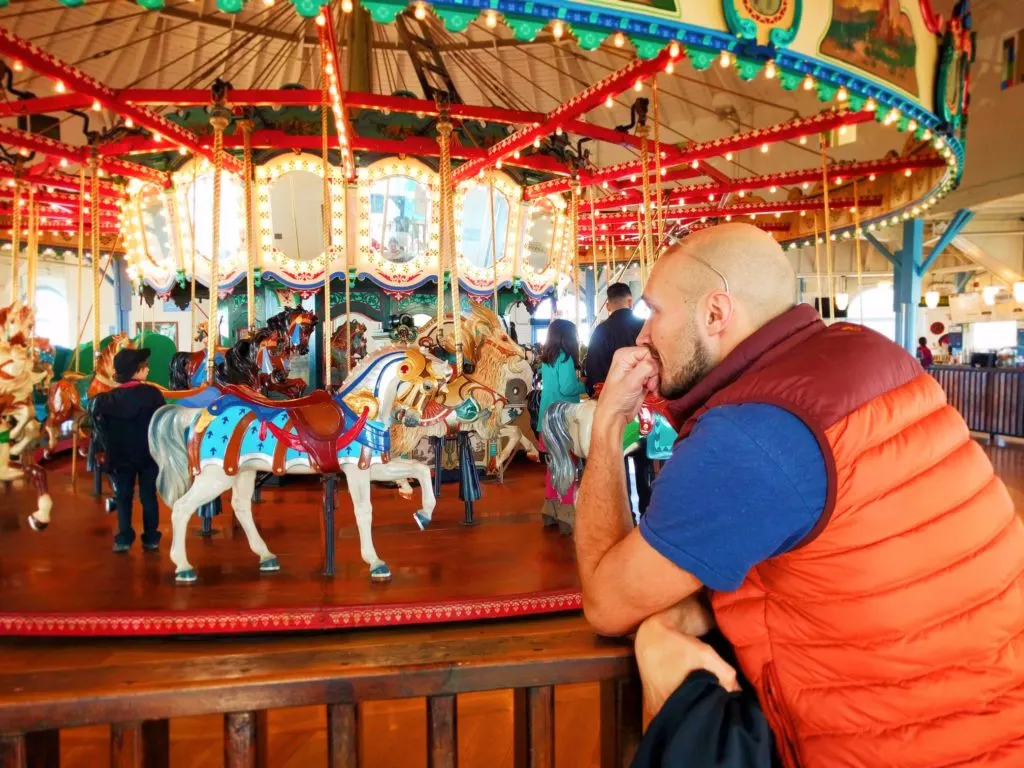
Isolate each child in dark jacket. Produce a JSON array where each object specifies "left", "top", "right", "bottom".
[{"left": 92, "top": 348, "right": 166, "bottom": 552}]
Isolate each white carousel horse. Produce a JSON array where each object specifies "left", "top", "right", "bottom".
[
  {"left": 0, "top": 305, "right": 54, "bottom": 531},
  {"left": 148, "top": 345, "right": 451, "bottom": 583},
  {"left": 541, "top": 397, "right": 678, "bottom": 500}
]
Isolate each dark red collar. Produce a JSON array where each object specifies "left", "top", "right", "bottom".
[
  {"left": 667, "top": 304, "right": 824, "bottom": 432},
  {"left": 118, "top": 380, "right": 146, "bottom": 388}
]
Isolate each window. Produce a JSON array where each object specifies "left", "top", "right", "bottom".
[
  {"left": 35, "top": 287, "right": 68, "bottom": 347},
  {"left": 971, "top": 321, "right": 1017, "bottom": 351},
  {"left": 633, "top": 299, "right": 651, "bottom": 320},
  {"left": 847, "top": 284, "right": 896, "bottom": 340},
  {"left": 1002, "top": 32, "right": 1024, "bottom": 90}
]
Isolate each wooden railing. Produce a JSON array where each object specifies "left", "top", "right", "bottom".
[
  {"left": 0, "top": 615, "right": 640, "bottom": 768},
  {"left": 929, "top": 366, "right": 1024, "bottom": 439}
]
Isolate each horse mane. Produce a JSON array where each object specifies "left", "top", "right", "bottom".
[{"left": 216, "top": 328, "right": 274, "bottom": 389}]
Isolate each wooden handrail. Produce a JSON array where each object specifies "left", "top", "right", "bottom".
[{"left": 0, "top": 615, "right": 641, "bottom": 767}]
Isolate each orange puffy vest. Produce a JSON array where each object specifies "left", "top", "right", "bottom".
[{"left": 670, "top": 307, "right": 1024, "bottom": 768}]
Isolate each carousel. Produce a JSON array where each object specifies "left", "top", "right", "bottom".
[{"left": 0, "top": 0, "right": 971, "bottom": 635}]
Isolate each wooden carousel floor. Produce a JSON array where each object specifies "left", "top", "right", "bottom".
[{"left": 0, "top": 456, "right": 580, "bottom": 636}]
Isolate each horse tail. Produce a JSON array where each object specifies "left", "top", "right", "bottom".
[
  {"left": 168, "top": 351, "right": 192, "bottom": 390},
  {"left": 542, "top": 401, "right": 582, "bottom": 498},
  {"left": 148, "top": 405, "right": 197, "bottom": 507}
]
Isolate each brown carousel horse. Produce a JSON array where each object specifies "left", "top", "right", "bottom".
[
  {"left": 330, "top": 319, "right": 368, "bottom": 376},
  {"left": 168, "top": 307, "right": 317, "bottom": 398},
  {"left": 86, "top": 333, "right": 134, "bottom": 399}
]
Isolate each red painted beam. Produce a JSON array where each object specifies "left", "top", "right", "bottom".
[
  {"left": 0, "top": 27, "right": 241, "bottom": 174},
  {"left": 453, "top": 44, "right": 680, "bottom": 184},
  {"left": 0, "top": 190, "right": 122, "bottom": 214},
  {"left": 0, "top": 166, "right": 125, "bottom": 198},
  {"left": 0, "top": 93, "right": 90, "bottom": 118},
  {"left": 525, "top": 108, "right": 876, "bottom": 199}
]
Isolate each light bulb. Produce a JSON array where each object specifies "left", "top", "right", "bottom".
[
  {"left": 669, "top": 42, "right": 680, "bottom": 58},
  {"left": 602, "top": 181, "right": 608, "bottom": 189},
  {"left": 413, "top": 4, "right": 425, "bottom": 20},
  {"left": 725, "top": 214, "right": 732, "bottom": 221},
  {"left": 513, "top": 150, "right": 520, "bottom": 159},
  {"left": 316, "top": 11, "right": 327, "bottom": 24},
  {"left": 925, "top": 290, "right": 940, "bottom": 309},
  {"left": 691, "top": 159, "right": 699, "bottom": 169},
  {"left": 552, "top": 21, "right": 564, "bottom": 39},
  {"left": 178, "top": 147, "right": 187, "bottom": 155},
  {"left": 803, "top": 75, "right": 814, "bottom": 91},
  {"left": 836, "top": 86, "right": 848, "bottom": 102},
  {"left": 765, "top": 60, "right": 776, "bottom": 79},
  {"left": 59, "top": 158, "right": 68, "bottom": 168},
  {"left": 125, "top": 118, "right": 134, "bottom": 129},
  {"left": 869, "top": 173, "right": 876, "bottom": 182},
  {"left": 485, "top": 10, "right": 497, "bottom": 27},
  {"left": 12, "top": 61, "right": 22, "bottom": 72},
  {"left": 719, "top": 50, "right": 731, "bottom": 68},
  {"left": 633, "top": 80, "right": 642, "bottom": 93},
  {"left": 614, "top": 32, "right": 625, "bottom": 48},
  {"left": 725, "top": 151, "right": 733, "bottom": 161},
  {"left": 495, "top": 160, "right": 502, "bottom": 170},
  {"left": 555, "top": 126, "right": 563, "bottom": 136},
  {"left": 54, "top": 80, "right": 66, "bottom": 94},
  {"left": 835, "top": 292, "right": 850, "bottom": 311},
  {"left": 665, "top": 60, "right": 675, "bottom": 74},
  {"left": 982, "top": 286, "right": 1000, "bottom": 306},
  {"left": 769, "top": 185, "right": 777, "bottom": 193},
  {"left": 533, "top": 138, "right": 540, "bottom": 149},
  {"left": 904, "top": 169, "right": 912, "bottom": 177},
  {"left": 738, "top": 190, "right": 746, "bottom": 198},
  {"left": 91, "top": 99, "right": 101, "bottom": 112},
  {"left": 761, "top": 142, "right": 769, "bottom": 153},
  {"left": 605, "top": 95, "right": 614, "bottom": 108},
  {"left": 1012, "top": 281, "right": 1024, "bottom": 302},
  {"left": 799, "top": 135, "right": 807, "bottom": 145},
  {"left": 342, "top": 0, "right": 353, "bottom": 11}
]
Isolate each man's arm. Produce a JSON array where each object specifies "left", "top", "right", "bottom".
[
  {"left": 576, "top": 413, "right": 703, "bottom": 636},
  {"left": 575, "top": 347, "right": 703, "bottom": 636}
]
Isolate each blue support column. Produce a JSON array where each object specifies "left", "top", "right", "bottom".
[
  {"left": 585, "top": 266, "right": 596, "bottom": 332},
  {"left": 114, "top": 254, "right": 131, "bottom": 336},
  {"left": 895, "top": 219, "right": 924, "bottom": 354}
]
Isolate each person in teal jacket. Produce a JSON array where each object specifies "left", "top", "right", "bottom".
[
  {"left": 538, "top": 319, "right": 588, "bottom": 509},
  {"left": 538, "top": 319, "right": 587, "bottom": 427}
]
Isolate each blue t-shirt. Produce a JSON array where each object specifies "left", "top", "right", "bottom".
[{"left": 639, "top": 403, "right": 827, "bottom": 592}]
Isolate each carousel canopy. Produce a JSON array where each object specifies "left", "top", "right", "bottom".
[{"left": 0, "top": 0, "right": 972, "bottom": 298}]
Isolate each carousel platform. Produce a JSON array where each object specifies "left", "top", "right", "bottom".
[{"left": 0, "top": 457, "right": 581, "bottom": 637}]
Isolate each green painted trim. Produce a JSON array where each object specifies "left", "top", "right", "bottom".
[
  {"left": 768, "top": 0, "right": 801, "bottom": 48},
  {"left": 632, "top": 37, "right": 663, "bottom": 60},
  {"left": 778, "top": 68, "right": 801, "bottom": 91},
  {"left": 734, "top": 55, "right": 761, "bottom": 82},
  {"left": 505, "top": 15, "right": 545, "bottom": 42},
  {"left": 684, "top": 45, "right": 715, "bottom": 71},
  {"left": 363, "top": 0, "right": 404, "bottom": 24},
  {"left": 721, "top": 0, "right": 756, "bottom": 40},
  {"left": 437, "top": 8, "right": 476, "bottom": 32},
  {"left": 216, "top": 0, "right": 244, "bottom": 11},
  {"left": 815, "top": 81, "right": 838, "bottom": 103},
  {"left": 575, "top": 26, "right": 606, "bottom": 51}
]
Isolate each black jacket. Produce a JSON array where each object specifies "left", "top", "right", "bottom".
[
  {"left": 585, "top": 308, "right": 645, "bottom": 395},
  {"left": 91, "top": 382, "right": 166, "bottom": 471},
  {"left": 631, "top": 630, "right": 776, "bottom": 768}
]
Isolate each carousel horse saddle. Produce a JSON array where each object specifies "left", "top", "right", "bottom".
[{"left": 216, "top": 384, "right": 371, "bottom": 473}]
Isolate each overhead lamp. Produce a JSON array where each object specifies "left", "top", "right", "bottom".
[
  {"left": 125, "top": 118, "right": 134, "bottom": 129},
  {"left": 925, "top": 290, "right": 940, "bottom": 309},
  {"left": 869, "top": 173, "right": 876, "bottom": 181},
  {"left": 864, "top": 98, "right": 877, "bottom": 112},
  {"left": 533, "top": 137, "right": 540, "bottom": 149},
  {"left": 834, "top": 292, "right": 849, "bottom": 311},
  {"left": 12, "top": 61, "right": 22, "bottom": 73},
  {"left": 342, "top": 0, "right": 354, "bottom": 11},
  {"left": 725, "top": 151, "right": 733, "bottom": 161},
  {"left": 485, "top": 10, "right": 497, "bottom": 27},
  {"left": 761, "top": 143, "right": 769, "bottom": 153},
  {"left": 982, "top": 286, "right": 1000, "bottom": 306},
  {"left": 1013, "top": 281, "right": 1024, "bottom": 302},
  {"left": 691, "top": 159, "right": 699, "bottom": 169},
  {"left": 665, "top": 60, "right": 675, "bottom": 75},
  {"left": 59, "top": 158, "right": 68, "bottom": 168},
  {"left": 836, "top": 86, "right": 848, "bottom": 102},
  {"left": 803, "top": 74, "right": 815, "bottom": 91},
  {"left": 54, "top": 80, "right": 66, "bottom": 94},
  {"left": 91, "top": 99, "right": 102, "bottom": 112},
  {"left": 904, "top": 169, "right": 912, "bottom": 177},
  {"left": 633, "top": 80, "right": 643, "bottom": 93},
  {"left": 799, "top": 135, "right": 807, "bottom": 145},
  {"left": 719, "top": 50, "right": 731, "bottom": 68},
  {"left": 604, "top": 95, "right": 614, "bottom": 108},
  {"left": 552, "top": 20, "right": 564, "bottom": 39},
  {"left": 769, "top": 185, "right": 777, "bottom": 193},
  {"left": 512, "top": 150, "right": 520, "bottom": 160},
  {"left": 725, "top": 214, "right": 732, "bottom": 221},
  {"left": 412, "top": 4, "right": 426, "bottom": 20},
  {"left": 764, "top": 60, "right": 777, "bottom": 80},
  {"left": 613, "top": 32, "right": 625, "bottom": 48},
  {"left": 316, "top": 11, "right": 327, "bottom": 24}
]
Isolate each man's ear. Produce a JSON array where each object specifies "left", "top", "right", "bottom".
[{"left": 704, "top": 292, "right": 734, "bottom": 336}]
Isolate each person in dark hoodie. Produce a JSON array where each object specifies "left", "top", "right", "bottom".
[{"left": 91, "top": 347, "right": 166, "bottom": 552}]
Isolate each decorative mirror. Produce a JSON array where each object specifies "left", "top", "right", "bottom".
[
  {"left": 138, "top": 183, "right": 172, "bottom": 266},
  {"left": 522, "top": 202, "right": 556, "bottom": 273},
  {"left": 368, "top": 175, "right": 431, "bottom": 264},
  {"left": 269, "top": 170, "right": 325, "bottom": 262},
  {"left": 184, "top": 171, "right": 243, "bottom": 263},
  {"left": 460, "top": 183, "right": 511, "bottom": 269}
]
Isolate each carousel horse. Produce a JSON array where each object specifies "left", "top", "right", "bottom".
[
  {"left": 86, "top": 333, "right": 134, "bottom": 399},
  {"left": 148, "top": 345, "right": 451, "bottom": 583},
  {"left": 0, "top": 323, "right": 54, "bottom": 532},
  {"left": 541, "top": 394, "right": 678, "bottom": 508},
  {"left": 168, "top": 307, "right": 316, "bottom": 397},
  {"left": 386, "top": 303, "right": 536, "bottom": 520},
  {"left": 42, "top": 376, "right": 87, "bottom": 457},
  {"left": 330, "top": 319, "right": 368, "bottom": 376}
]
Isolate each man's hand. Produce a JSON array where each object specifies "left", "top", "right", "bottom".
[
  {"left": 635, "top": 607, "right": 739, "bottom": 719},
  {"left": 594, "top": 346, "right": 659, "bottom": 431}
]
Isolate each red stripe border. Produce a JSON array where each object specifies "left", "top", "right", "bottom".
[{"left": 0, "top": 589, "right": 583, "bottom": 637}]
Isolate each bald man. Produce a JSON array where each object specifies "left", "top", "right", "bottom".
[{"left": 576, "top": 224, "right": 1024, "bottom": 767}]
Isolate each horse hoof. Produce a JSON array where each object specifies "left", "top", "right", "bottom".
[
  {"left": 27, "top": 515, "right": 47, "bottom": 532},
  {"left": 260, "top": 557, "right": 280, "bottom": 573},
  {"left": 413, "top": 511, "right": 431, "bottom": 531},
  {"left": 175, "top": 569, "right": 198, "bottom": 584},
  {"left": 370, "top": 563, "right": 392, "bottom": 582}
]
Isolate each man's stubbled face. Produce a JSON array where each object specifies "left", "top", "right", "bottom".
[{"left": 643, "top": 305, "right": 716, "bottom": 400}]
